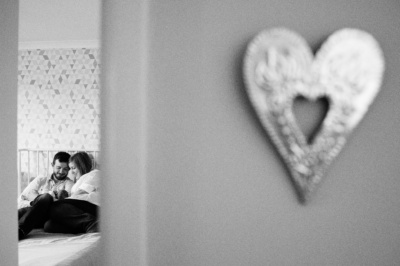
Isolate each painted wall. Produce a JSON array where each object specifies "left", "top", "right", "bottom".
[
  {"left": 0, "top": 1, "right": 19, "bottom": 265},
  {"left": 101, "top": 0, "right": 400, "bottom": 265}
]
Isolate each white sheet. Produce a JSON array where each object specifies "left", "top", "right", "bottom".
[{"left": 19, "top": 229, "right": 101, "bottom": 266}]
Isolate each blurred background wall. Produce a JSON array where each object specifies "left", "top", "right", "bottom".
[{"left": 140, "top": 1, "right": 400, "bottom": 265}]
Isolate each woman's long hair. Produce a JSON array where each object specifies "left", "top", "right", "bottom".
[{"left": 69, "top": 152, "right": 93, "bottom": 176}]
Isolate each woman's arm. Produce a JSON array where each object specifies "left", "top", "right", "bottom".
[{"left": 68, "top": 170, "right": 100, "bottom": 201}]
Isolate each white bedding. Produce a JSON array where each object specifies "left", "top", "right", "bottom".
[{"left": 19, "top": 229, "right": 101, "bottom": 266}]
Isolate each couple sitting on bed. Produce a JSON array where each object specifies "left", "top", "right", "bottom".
[{"left": 18, "top": 151, "right": 100, "bottom": 240}]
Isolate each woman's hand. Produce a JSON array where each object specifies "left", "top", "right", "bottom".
[
  {"left": 74, "top": 189, "right": 89, "bottom": 195},
  {"left": 58, "top": 189, "right": 69, "bottom": 200}
]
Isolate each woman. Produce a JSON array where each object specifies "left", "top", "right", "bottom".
[{"left": 44, "top": 152, "right": 100, "bottom": 234}]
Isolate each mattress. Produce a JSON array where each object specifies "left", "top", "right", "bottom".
[{"left": 19, "top": 229, "right": 101, "bottom": 266}]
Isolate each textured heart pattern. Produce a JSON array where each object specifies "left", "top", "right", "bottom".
[{"left": 243, "top": 28, "right": 384, "bottom": 203}]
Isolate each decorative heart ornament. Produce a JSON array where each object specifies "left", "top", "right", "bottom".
[{"left": 243, "top": 28, "right": 384, "bottom": 203}]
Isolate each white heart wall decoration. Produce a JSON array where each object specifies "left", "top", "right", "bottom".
[{"left": 243, "top": 28, "right": 385, "bottom": 203}]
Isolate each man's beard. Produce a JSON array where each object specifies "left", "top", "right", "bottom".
[{"left": 54, "top": 173, "right": 67, "bottom": 180}]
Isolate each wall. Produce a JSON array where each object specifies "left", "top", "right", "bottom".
[
  {"left": 0, "top": 1, "right": 18, "bottom": 265},
  {"left": 18, "top": 48, "right": 101, "bottom": 150},
  {"left": 18, "top": 0, "right": 101, "bottom": 151},
  {"left": 100, "top": 1, "right": 149, "bottom": 265},
  {"left": 100, "top": 0, "right": 400, "bottom": 265},
  {"left": 19, "top": 0, "right": 100, "bottom": 43}
]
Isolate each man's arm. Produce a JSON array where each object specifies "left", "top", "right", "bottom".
[
  {"left": 19, "top": 176, "right": 47, "bottom": 202},
  {"left": 18, "top": 176, "right": 47, "bottom": 208}
]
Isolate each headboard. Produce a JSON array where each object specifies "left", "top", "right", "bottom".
[{"left": 17, "top": 149, "right": 100, "bottom": 195}]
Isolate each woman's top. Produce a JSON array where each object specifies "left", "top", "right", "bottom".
[{"left": 68, "top": 169, "right": 100, "bottom": 206}]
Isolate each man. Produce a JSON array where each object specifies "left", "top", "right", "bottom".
[{"left": 18, "top": 151, "right": 74, "bottom": 240}]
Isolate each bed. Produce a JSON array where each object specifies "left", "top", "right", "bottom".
[
  {"left": 19, "top": 229, "right": 101, "bottom": 266},
  {"left": 17, "top": 149, "right": 101, "bottom": 266}
]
